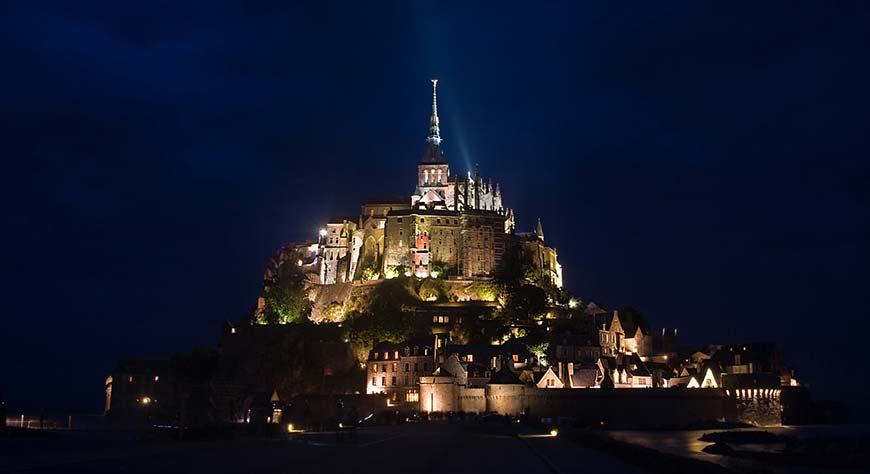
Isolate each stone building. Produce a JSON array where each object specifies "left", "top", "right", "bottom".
[
  {"left": 366, "top": 340, "right": 434, "bottom": 403},
  {"left": 517, "top": 220, "right": 563, "bottom": 287},
  {"left": 291, "top": 80, "right": 561, "bottom": 285}
]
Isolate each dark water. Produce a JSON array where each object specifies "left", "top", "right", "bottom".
[{"left": 608, "top": 425, "right": 870, "bottom": 474}]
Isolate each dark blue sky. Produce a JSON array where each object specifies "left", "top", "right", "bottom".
[{"left": 2, "top": 2, "right": 868, "bottom": 418}]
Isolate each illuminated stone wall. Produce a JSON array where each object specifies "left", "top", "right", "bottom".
[
  {"left": 419, "top": 375, "right": 458, "bottom": 412},
  {"left": 460, "top": 211, "right": 508, "bottom": 278},
  {"left": 458, "top": 387, "right": 486, "bottom": 413},
  {"left": 383, "top": 211, "right": 461, "bottom": 275},
  {"left": 419, "top": 379, "right": 731, "bottom": 426}
]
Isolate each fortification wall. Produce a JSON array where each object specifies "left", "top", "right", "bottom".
[
  {"left": 458, "top": 387, "right": 486, "bottom": 413},
  {"left": 487, "top": 387, "right": 731, "bottom": 426},
  {"left": 419, "top": 376, "right": 458, "bottom": 412}
]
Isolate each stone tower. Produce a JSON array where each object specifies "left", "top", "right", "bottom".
[{"left": 415, "top": 79, "right": 450, "bottom": 205}]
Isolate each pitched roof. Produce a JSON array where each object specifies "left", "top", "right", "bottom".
[
  {"left": 489, "top": 367, "right": 522, "bottom": 384},
  {"left": 569, "top": 368, "right": 599, "bottom": 388},
  {"left": 420, "top": 142, "right": 446, "bottom": 164}
]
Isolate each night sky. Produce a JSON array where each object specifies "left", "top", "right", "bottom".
[{"left": 3, "top": 2, "right": 869, "bottom": 420}]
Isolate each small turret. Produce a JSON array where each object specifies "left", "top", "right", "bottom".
[{"left": 535, "top": 218, "right": 545, "bottom": 241}]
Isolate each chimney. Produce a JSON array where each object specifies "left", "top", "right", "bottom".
[{"left": 558, "top": 362, "right": 564, "bottom": 383}]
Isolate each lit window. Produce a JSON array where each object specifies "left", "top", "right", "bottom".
[
  {"left": 467, "top": 354, "right": 473, "bottom": 362},
  {"left": 128, "top": 376, "right": 133, "bottom": 383},
  {"left": 154, "top": 376, "right": 159, "bottom": 382},
  {"left": 394, "top": 351, "right": 399, "bottom": 359},
  {"left": 392, "top": 363, "right": 398, "bottom": 372},
  {"left": 512, "top": 354, "right": 519, "bottom": 362}
]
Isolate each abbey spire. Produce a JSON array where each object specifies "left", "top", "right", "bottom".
[
  {"left": 427, "top": 79, "right": 441, "bottom": 146},
  {"left": 420, "top": 79, "right": 447, "bottom": 164}
]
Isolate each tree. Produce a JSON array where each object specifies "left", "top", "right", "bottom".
[
  {"left": 320, "top": 301, "right": 345, "bottom": 323},
  {"left": 527, "top": 342, "right": 550, "bottom": 366},
  {"left": 263, "top": 279, "right": 312, "bottom": 324},
  {"left": 418, "top": 278, "right": 447, "bottom": 302},
  {"left": 501, "top": 284, "right": 548, "bottom": 323}
]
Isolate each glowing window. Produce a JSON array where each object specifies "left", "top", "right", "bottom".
[
  {"left": 467, "top": 354, "right": 474, "bottom": 362},
  {"left": 512, "top": 354, "right": 519, "bottom": 362}
]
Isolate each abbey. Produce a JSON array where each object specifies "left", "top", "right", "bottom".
[{"left": 305, "top": 80, "right": 562, "bottom": 286}]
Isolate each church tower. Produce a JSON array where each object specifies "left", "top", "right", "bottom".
[{"left": 414, "top": 79, "right": 450, "bottom": 209}]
